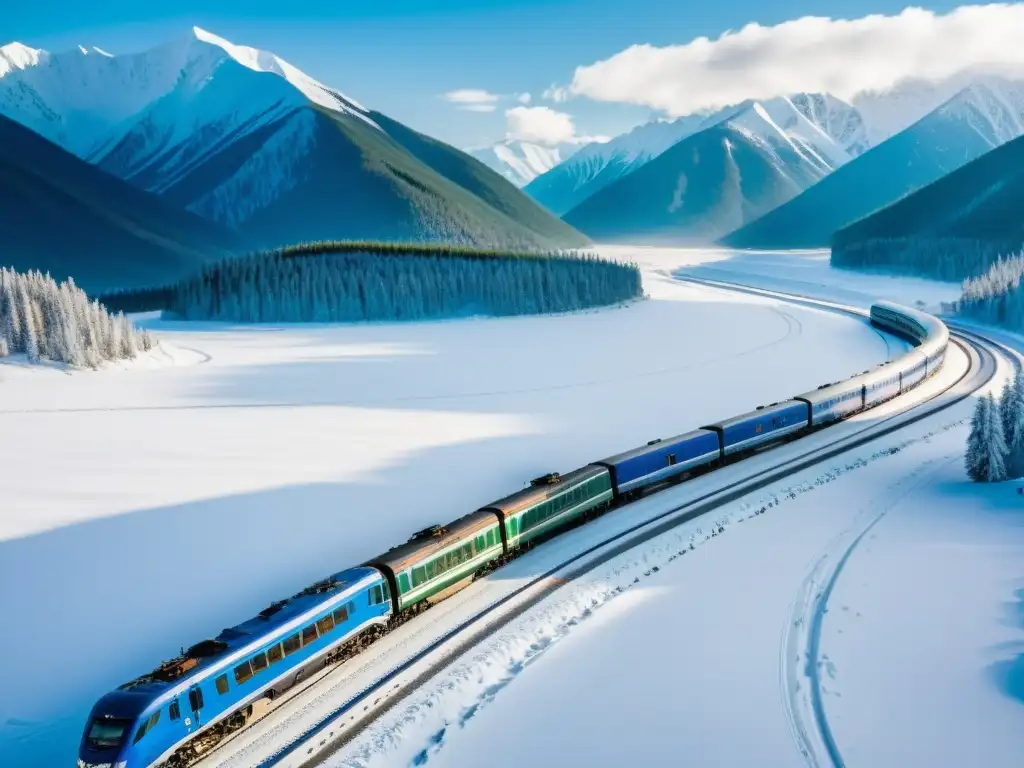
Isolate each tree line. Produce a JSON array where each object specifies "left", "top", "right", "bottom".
[
  {"left": 100, "top": 243, "right": 643, "bottom": 323},
  {"left": 966, "top": 370, "right": 1024, "bottom": 482},
  {"left": 831, "top": 237, "right": 1015, "bottom": 282},
  {"left": 0, "top": 267, "right": 153, "bottom": 367}
]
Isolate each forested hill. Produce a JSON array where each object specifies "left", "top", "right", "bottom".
[
  {"left": 831, "top": 133, "right": 1024, "bottom": 282},
  {"left": 100, "top": 242, "right": 642, "bottom": 323}
]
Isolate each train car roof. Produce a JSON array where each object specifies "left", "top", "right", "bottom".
[
  {"left": 114, "top": 566, "right": 380, "bottom": 699},
  {"left": 365, "top": 509, "right": 500, "bottom": 573},
  {"left": 596, "top": 429, "right": 717, "bottom": 466},
  {"left": 478, "top": 464, "right": 608, "bottom": 517},
  {"left": 702, "top": 399, "right": 807, "bottom": 431}
]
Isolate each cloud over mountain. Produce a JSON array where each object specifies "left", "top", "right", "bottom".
[{"left": 564, "top": 4, "right": 1024, "bottom": 115}]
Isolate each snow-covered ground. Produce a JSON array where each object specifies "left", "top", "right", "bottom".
[
  {"left": 594, "top": 245, "right": 963, "bottom": 311},
  {"left": 316, "top": 254, "right": 1023, "bottom": 768},
  {"left": 0, "top": 270, "right": 893, "bottom": 766}
]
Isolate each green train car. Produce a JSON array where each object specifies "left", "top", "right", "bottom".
[
  {"left": 366, "top": 465, "right": 613, "bottom": 614},
  {"left": 480, "top": 465, "right": 613, "bottom": 550},
  {"left": 366, "top": 511, "right": 504, "bottom": 612}
]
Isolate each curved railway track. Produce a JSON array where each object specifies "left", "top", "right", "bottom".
[{"left": 187, "top": 286, "right": 1012, "bottom": 768}]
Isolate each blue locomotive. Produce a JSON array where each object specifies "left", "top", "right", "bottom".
[{"left": 78, "top": 302, "right": 948, "bottom": 768}]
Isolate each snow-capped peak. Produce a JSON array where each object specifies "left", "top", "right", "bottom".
[
  {"left": 185, "top": 26, "right": 371, "bottom": 118},
  {"left": 0, "top": 42, "right": 45, "bottom": 76}
]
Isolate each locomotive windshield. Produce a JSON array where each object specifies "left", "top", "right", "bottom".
[{"left": 85, "top": 717, "right": 131, "bottom": 749}]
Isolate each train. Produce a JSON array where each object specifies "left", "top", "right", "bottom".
[{"left": 78, "top": 301, "right": 949, "bottom": 768}]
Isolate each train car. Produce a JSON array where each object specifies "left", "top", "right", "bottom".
[
  {"left": 595, "top": 429, "right": 721, "bottom": 497},
  {"left": 702, "top": 400, "right": 810, "bottom": 456},
  {"left": 899, "top": 349, "right": 929, "bottom": 391},
  {"left": 870, "top": 301, "right": 949, "bottom": 375},
  {"left": 79, "top": 568, "right": 391, "bottom": 768},
  {"left": 365, "top": 511, "right": 504, "bottom": 613},
  {"left": 862, "top": 362, "right": 902, "bottom": 407},
  {"left": 479, "top": 465, "right": 613, "bottom": 550},
  {"left": 794, "top": 377, "right": 866, "bottom": 426}
]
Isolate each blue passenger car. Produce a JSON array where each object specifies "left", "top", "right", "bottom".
[
  {"left": 595, "top": 429, "right": 721, "bottom": 495},
  {"left": 703, "top": 400, "right": 810, "bottom": 456},
  {"left": 78, "top": 568, "right": 392, "bottom": 768}
]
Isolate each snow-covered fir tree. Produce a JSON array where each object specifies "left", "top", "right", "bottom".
[
  {"left": 130, "top": 246, "right": 644, "bottom": 324},
  {"left": 0, "top": 267, "right": 154, "bottom": 367},
  {"left": 999, "top": 370, "right": 1024, "bottom": 478},
  {"left": 966, "top": 393, "right": 1010, "bottom": 482},
  {"left": 832, "top": 237, "right": 1015, "bottom": 282}
]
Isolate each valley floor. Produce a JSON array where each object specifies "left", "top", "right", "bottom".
[{"left": 0, "top": 253, "right": 895, "bottom": 766}]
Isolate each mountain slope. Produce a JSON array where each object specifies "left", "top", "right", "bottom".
[
  {"left": 2, "top": 29, "right": 586, "bottom": 250},
  {"left": 561, "top": 100, "right": 845, "bottom": 244},
  {"left": 524, "top": 116, "right": 708, "bottom": 216},
  {"left": 722, "top": 79, "right": 1024, "bottom": 250},
  {"left": 831, "top": 132, "right": 1024, "bottom": 266},
  {"left": 0, "top": 113, "right": 242, "bottom": 293}
]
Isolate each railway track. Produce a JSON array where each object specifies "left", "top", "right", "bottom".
[{"left": 197, "top": 287, "right": 1010, "bottom": 768}]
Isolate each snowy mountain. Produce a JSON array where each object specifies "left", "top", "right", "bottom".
[
  {"left": 524, "top": 117, "right": 709, "bottom": 215},
  {"left": 0, "top": 112, "right": 242, "bottom": 293},
  {"left": 467, "top": 140, "right": 572, "bottom": 187},
  {"left": 0, "top": 29, "right": 586, "bottom": 251},
  {"left": 560, "top": 98, "right": 851, "bottom": 244},
  {"left": 723, "top": 77, "right": 1024, "bottom": 250},
  {"left": 527, "top": 92, "right": 864, "bottom": 216}
]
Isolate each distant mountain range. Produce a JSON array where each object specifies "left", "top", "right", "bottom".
[
  {"left": 0, "top": 112, "right": 241, "bottom": 293},
  {"left": 467, "top": 140, "right": 576, "bottom": 187},
  {"left": 720, "top": 78, "right": 1024, "bottom": 250},
  {"left": 0, "top": 28, "right": 586, "bottom": 262},
  {"left": 560, "top": 97, "right": 855, "bottom": 243}
]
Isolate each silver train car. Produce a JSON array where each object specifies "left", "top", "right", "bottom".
[{"left": 795, "top": 301, "right": 950, "bottom": 425}]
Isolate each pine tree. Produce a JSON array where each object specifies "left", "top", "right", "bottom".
[
  {"left": 966, "top": 397, "right": 989, "bottom": 482},
  {"left": 985, "top": 392, "right": 1009, "bottom": 482},
  {"left": 1002, "top": 371, "right": 1024, "bottom": 478}
]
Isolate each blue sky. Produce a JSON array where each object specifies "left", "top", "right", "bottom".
[{"left": 4, "top": 0, "right": 965, "bottom": 148}]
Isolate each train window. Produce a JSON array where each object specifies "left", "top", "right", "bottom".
[
  {"left": 251, "top": 652, "right": 268, "bottom": 673},
  {"left": 334, "top": 604, "right": 349, "bottom": 624},
  {"left": 370, "top": 585, "right": 383, "bottom": 605},
  {"left": 133, "top": 711, "right": 160, "bottom": 745},
  {"left": 267, "top": 643, "right": 283, "bottom": 665},
  {"left": 348, "top": 600, "right": 356, "bottom": 615},
  {"left": 667, "top": 453, "right": 676, "bottom": 466},
  {"left": 463, "top": 543, "right": 472, "bottom": 560},
  {"left": 486, "top": 530, "right": 495, "bottom": 547},
  {"left": 302, "top": 624, "right": 319, "bottom": 645},
  {"left": 412, "top": 567, "right": 426, "bottom": 587},
  {"left": 169, "top": 700, "right": 180, "bottom": 721},
  {"left": 283, "top": 633, "right": 301, "bottom": 656},
  {"left": 475, "top": 535, "right": 485, "bottom": 553},
  {"left": 234, "top": 661, "right": 253, "bottom": 685},
  {"left": 317, "top": 615, "right": 335, "bottom": 635},
  {"left": 382, "top": 580, "right": 390, "bottom": 602},
  {"left": 215, "top": 675, "right": 229, "bottom": 695},
  {"left": 189, "top": 688, "right": 204, "bottom": 712}
]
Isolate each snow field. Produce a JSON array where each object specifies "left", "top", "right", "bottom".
[
  {"left": 203, "top": 333, "right": 973, "bottom": 767},
  {"left": 0, "top": 272, "right": 891, "bottom": 767},
  {"left": 342, "top": 346, "right": 1018, "bottom": 768},
  {"left": 593, "top": 245, "right": 963, "bottom": 312}
]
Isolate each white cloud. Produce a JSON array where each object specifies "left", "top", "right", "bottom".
[
  {"left": 542, "top": 84, "right": 570, "bottom": 103},
  {"left": 504, "top": 105, "right": 610, "bottom": 147},
  {"left": 565, "top": 4, "right": 1024, "bottom": 116},
  {"left": 517, "top": 92, "right": 532, "bottom": 104},
  {"left": 443, "top": 88, "right": 500, "bottom": 105},
  {"left": 460, "top": 104, "right": 497, "bottom": 113}
]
